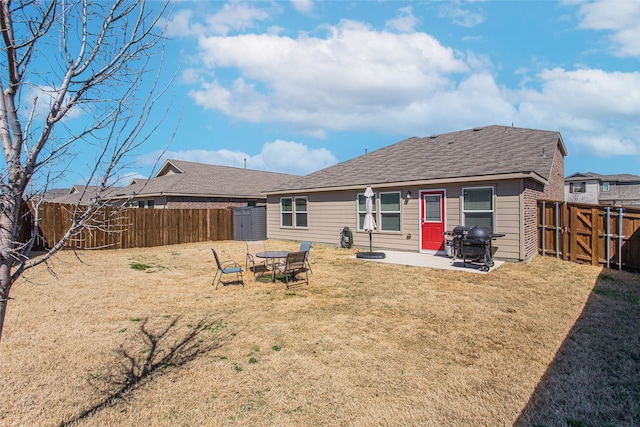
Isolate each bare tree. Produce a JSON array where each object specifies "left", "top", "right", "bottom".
[{"left": 0, "top": 0, "right": 172, "bottom": 341}]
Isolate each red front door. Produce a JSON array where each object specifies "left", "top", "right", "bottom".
[{"left": 420, "top": 190, "right": 445, "bottom": 251}]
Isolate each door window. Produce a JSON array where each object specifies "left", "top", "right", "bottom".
[{"left": 424, "top": 195, "right": 442, "bottom": 222}]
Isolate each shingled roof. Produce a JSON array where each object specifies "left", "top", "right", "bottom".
[
  {"left": 111, "top": 159, "right": 299, "bottom": 200},
  {"left": 54, "top": 160, "right": 299, "bottom": 204},
  {"left": 566, "top": 172, "right": 640, "bottom": 182},
  {"left": 267, "top": 125, "right": 567, "bottom": 193}
]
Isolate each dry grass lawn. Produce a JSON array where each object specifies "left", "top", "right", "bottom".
[{"left": 1, "top": 240, "right": 639, "bottom": 426}]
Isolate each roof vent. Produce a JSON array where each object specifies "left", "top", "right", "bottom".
[
  {"left": 473, "top": 127, "right": 483, "bottom": 131},
  {"left": 429, "top": 134, "right": 439, "bottom": 139}
]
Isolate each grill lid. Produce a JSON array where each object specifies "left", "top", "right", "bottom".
[
  {"left": 466, "top": 226, "right": 491, "bottom": 241},
  {"left": 452, "top": 225, "right": 472, "bottom": 236}
]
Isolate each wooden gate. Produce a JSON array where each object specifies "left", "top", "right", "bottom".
[{"left": 538, "top": 201, "right": 640, "bottom": 271}]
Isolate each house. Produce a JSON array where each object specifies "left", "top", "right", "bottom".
[
  {"left": 52, "top": 159, "right": 299, "bottom": 209},
  {"left": 265, "top": 125, "right": 567, "bottom": 262},
  {"left": 565, "top": 172, "right": 640, "bottom": 208},
  {"left": 49, "top": 185, "right": 105, "bottom": 205}
]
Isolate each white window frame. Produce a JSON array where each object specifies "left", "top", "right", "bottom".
[
  {"left": 423, "top": 194, "right": 443, "bottom": 223},
  {"left": 280, "top": 196, "right": 308, "bottom": 228},
  {"left": 602, "top": 181, "right": 610, "bottom": 192},
  {"left": 280, "top": 197, "right": 293, "bottom": 227},
  {"left": 356, "top": 192, "right": 377, "bottom": 231},
  {"left": 294, "top": 196, "right": 308, "bottom": 228},
  {"left": 378, "top": 191, "right": 401, "bottom": 232},
  {"left": 462, "top": 186, "right": 494, "bottom": 231}
]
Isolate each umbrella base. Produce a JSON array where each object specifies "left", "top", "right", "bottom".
[{"left": 356, "top": 251, "right": 386, "bottom": 259}]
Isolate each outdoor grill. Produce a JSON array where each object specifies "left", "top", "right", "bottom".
[{"left": 445, "top": 225, "right": 503, "bottom": 272}]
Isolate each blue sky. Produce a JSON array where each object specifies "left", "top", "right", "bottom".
[{"left": 62, "top": 0, "right": 640, "bottom": 186}]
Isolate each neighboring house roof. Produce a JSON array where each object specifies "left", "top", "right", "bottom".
[
  {"left": 41, "top": 188, "right": 71, "bottom": 200},
  {"left": 53, "top": 160, "right": 299, "bottom": 204},
  {"left": 566, "top": 172, "right": 640, "bottom": 182},
  {"left": 601, "top": 185, "right": 640, "bottom": 203},
  {"left": 112, "top": 159, "right": 298, "bottom": 200},
  {"left": 50, "top": 185, "right": 104, "bottom": 205},
  {"left": 267, "top": 125, "right": 567, "bottom": 193}
]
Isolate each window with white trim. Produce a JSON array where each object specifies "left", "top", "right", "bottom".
[
  {"left": 602, "top": 181, "right": 610, "bottom": 192},
  {"left": 463, "top": 187, "right": 494, "bottom": 231},
  {"left": 379, "top": 192, "right": 401, "bottom": 232},
  {"left": 357, "top": 193, "right": 377, "bottom": 231},
  {"left": 280, "top": 196, "right": 308, "bottom": 228},
  {"left": 569, "top": 182, "right": 586, "bottom": 193},
  {"left": 295, "top": 197, "right": 308, "bottom": 227}
]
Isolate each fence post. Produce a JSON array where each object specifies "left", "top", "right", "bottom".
[
  {"left": 605, "top": 207, "right": 611, "bottom": 269},
  {"left": 591, "top": 207, "right": 599, "bottom": 266},
  {"left": 555, "top": 201, "right": 560, "bottom": 258},
  {"left": 540, "top": 200, "right": 547, "bottom": 256},
  {"left": 618, "top": 207, "right": 624, "bottom": 271}
]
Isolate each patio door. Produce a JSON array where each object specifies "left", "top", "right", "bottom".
[{"left": 420, "top": 190, "right": 445, "bottom": 251}]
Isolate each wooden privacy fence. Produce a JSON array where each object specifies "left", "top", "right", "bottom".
[
  {"left": 24, "top": 203, "right": 234, "bottom": 250},
  {"left": 538, "top": 200, "right": 640, "bottom": 272}
]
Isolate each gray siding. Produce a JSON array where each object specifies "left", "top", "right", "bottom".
[{"left": 267, "top": 179, "right": 528, "bottom": 260}]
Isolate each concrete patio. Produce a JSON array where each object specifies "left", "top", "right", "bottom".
[{"left": 354, "top": 250, "right": 504, "bottom": 274}]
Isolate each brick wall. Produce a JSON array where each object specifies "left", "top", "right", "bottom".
[{"left": 543, "top": 144, "right": 565, "bottom": 201}]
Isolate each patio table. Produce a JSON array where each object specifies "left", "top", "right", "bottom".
[{"left": 256, "top": 251, "right": 290, "bottom": 282}]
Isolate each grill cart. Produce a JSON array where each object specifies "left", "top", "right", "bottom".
[{"left": 445, "top": 226, "right": 504, "bottom": 272}]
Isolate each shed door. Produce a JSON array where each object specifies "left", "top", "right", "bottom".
[
  {"left": 233, "top": 207, "right": 254, "bottom": 241},
  {"left": 420, "top": 191, "right": 445, "bottom": 251}
]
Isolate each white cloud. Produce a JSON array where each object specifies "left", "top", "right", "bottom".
[
  {"left": 258, "top": 140, "right": 336, "bottom": 174},
  {"left": 438, "top": 1, "right": 485, "bottom": 28},
  {"left": 206, "top": 1, "right": 270, "bottom": 36},
  {"left": 575, "top": 0, "right": 640, "bottom": 57},
  {"left": 291, "top": 0, "right": 314, "bottom": 15},
  {"left": 164, "top": 1, "right": 270, "bottom": 37},
  {"left": 572, "top": 133, "right": 639, "bottom": 157},
  {"left": 177, "top": 3, "right": 640, "bottom": 161},
  {"left": 190, "top": 19, "right": 469, "bottom": 136},
  {"left": 515, "top": 67, "right": 640, "bottom": 156},
  {"left": 385, "top": 6, "right": 419, "bottom": 33},
  {"left": 136, "top": 140, "right": 336, "bottom": 176},
  {"left": 22, "top": 85, "right": 83, "bottom": 122},
  {"left": 163, "top": 9, "right": 205, "bottom": 37}
]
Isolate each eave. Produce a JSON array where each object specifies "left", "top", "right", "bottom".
[
  {"left": 107, "top": 191, "right": 267, "bottom": 200},
  {"left": 265, "top": 171, "right": 548, "bottom": 195}
]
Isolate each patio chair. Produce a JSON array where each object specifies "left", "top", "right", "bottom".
[
  {"left": 299, "top": 241, "right": 313, "bottom": 273},
  {"left": 276, "top": 251, "right": 308, "bottom": 289},
  {"left": 211, "top": 248, "right": 244, "bottom": 290},
  {"left": 246, "top": 240, "right": 270, "bottom": 278}
]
